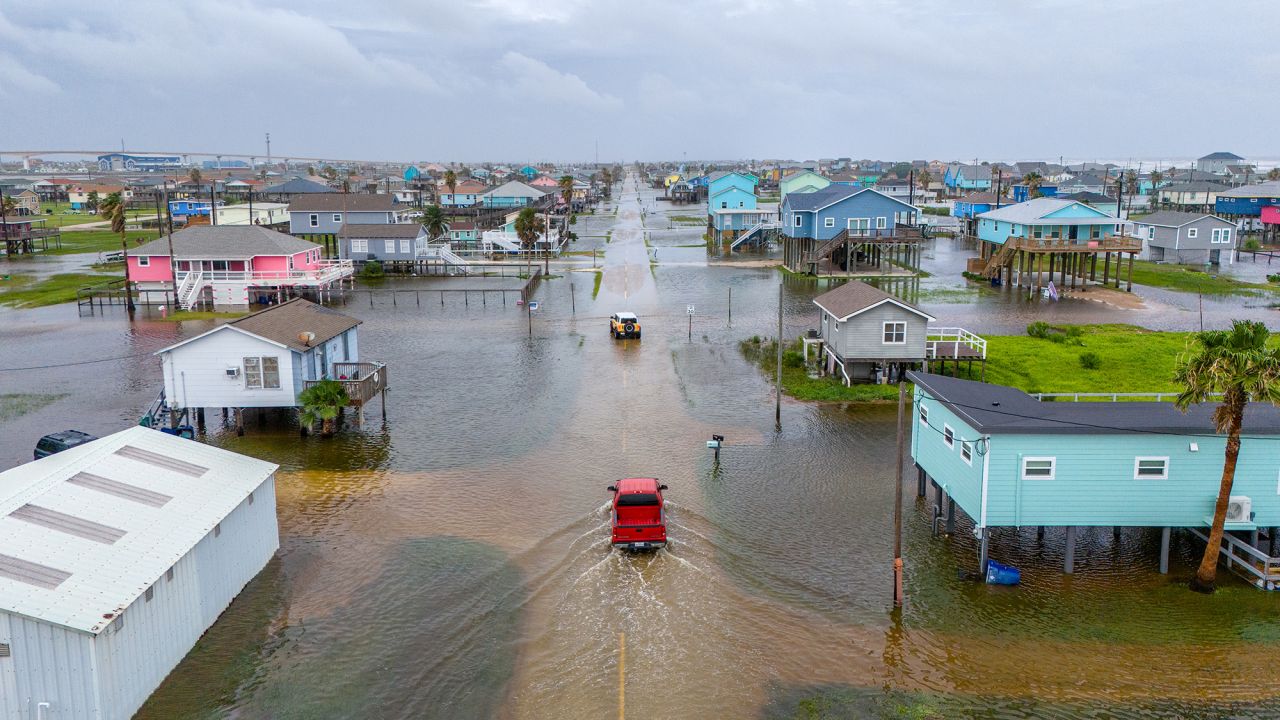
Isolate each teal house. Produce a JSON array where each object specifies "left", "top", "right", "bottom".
[
  {"left": 448, "top": 221, "right": 478, "bottom": 245},
  {"left": 707, "top": 171, "right": 760, "bottom": 237},
  {"left": 909, "top": 372, "right": 1280, "bottom": 583},
  {"left": 975, "top": 197, "right": 1120, "bottom": 246}
]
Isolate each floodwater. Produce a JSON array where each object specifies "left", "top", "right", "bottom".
[{"left": 3, "top": 175, "right": 1280, "bottom": 719}]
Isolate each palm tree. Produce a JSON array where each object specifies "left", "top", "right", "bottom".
[
  {"left": 1124, "top": 169, "right": 1138, "bottom": 210},
  {"left": 559, "top": 175, "right": 575, "bottom": 209},
  {"left": 87, "top": 190, "right": 101, "bottom": 213},
  {"left": 1150, "top": 170, "right": 1165, "bottom": 207},
  {"left": 1268, "top": 168, "right": 1280, "bottom": 182},
  {"left": 188, "top": 168, "right": 202, "bottom": 186},
  {"left": 422, "top": 205, "right": 449, "bottom": 240},
  {"left": 307, "top": 165, "right": 317, "bottom": 176},
  {"left": 1021, "top": 172, "right": 1044, "bottom": 199},
  {"left": 1174, "top": 320, "right": 1280, "bottom": 592},
  {"left": 443, "top": 170, "right": 458, "bottom": 201},
  {"left": 916, "top": 169, "right": 933, "bottom": 192},
  {"left": 99, "top": 192, "right": 135, "bottom": 311},
  {"left": 299, "top": 379, "right": 350, "bottom": 437},
  {"left": 514, "top": 207, "right": 540, "bottom": 249}
]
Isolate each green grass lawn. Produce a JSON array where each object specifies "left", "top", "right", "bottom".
[
  {"left": 43, "top": 229, "right": 161, "bottom": 256},
  {"left": 156, "top": 310, "right": 246, "bottom": 323},
  {"left": 667, "top": 215, "right": 706, "bottom": 224},
  {"left": 741, "top": 324, "right": 1199, "bottom": 403},
  {"left": 0, "top": 393, "right": 68, "bottom": 422},
  {"left": 1129, "top": 260, "right": 1274, "bottom": 296},
  {"left": 0, "top": 272, "right": 123, "bottom": 308}
]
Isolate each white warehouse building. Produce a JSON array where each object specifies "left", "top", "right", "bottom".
[{"left": 0, "top": 426, "right": 279, "bottom": 720}]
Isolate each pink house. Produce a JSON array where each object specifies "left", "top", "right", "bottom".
[
  {"left": 127, "top": 226, "right": 353, "bottom": 309},
  {"left": 530, "top": 175, "right": 559, "bottom": 190}
]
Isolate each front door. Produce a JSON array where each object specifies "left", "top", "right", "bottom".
[
  {"left": 848, "top": 218, "right": 870, "bottom": 237},
  {"left": 1068, "top": 225, "right": 1079, "bottom": 241}
]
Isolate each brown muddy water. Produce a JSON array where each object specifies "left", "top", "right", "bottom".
[{"left": 3, "top": 176, "right": 1280, "bottom": 719}]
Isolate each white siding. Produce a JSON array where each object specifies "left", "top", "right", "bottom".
[
  {"left": 162, "top": 328, "right": 298, "bottom": 409},
  {"left": 1, "top": 474, "right": 279, "bottom": 720}
]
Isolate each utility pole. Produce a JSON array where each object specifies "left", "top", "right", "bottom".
[
  {"left": 893, "top": 382, "right": 906, "bottom": 608},
  {"left": 265, "top": 132, "right": 271, "bottom": 169},
  {"left": 775, "top": 284, "right": 783, "bottom": 428}
]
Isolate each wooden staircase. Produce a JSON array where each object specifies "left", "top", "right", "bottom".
[{"left": 980, "top": 242, "right": 1018, "bottom": 279}]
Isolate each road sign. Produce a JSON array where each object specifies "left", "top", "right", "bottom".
[
  {"left": 686, "top": 305, "right": 695, "bottom": 315},
  {"left": 529, "top": 301, "right": 539, "bottom": 311}
]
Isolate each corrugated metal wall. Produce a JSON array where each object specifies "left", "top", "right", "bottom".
[{"left": 1, "top": 474, "right": 279, "bottom": 720}]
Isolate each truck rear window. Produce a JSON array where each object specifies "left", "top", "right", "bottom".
[{"left": 617, "top": 493, "right": 659, "bottom": 506}]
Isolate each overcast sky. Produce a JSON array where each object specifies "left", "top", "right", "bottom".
[{"left": 1, "top": 0, "right": 1276, "bottom": 164}]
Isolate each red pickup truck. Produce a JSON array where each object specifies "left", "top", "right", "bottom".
[{"left": 607, "top": 478, "right": 668, "bottom": 551}]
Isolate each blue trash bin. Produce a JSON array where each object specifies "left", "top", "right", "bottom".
[{"left": 985, "top": 560, "right": 1021, "bottom": 585}]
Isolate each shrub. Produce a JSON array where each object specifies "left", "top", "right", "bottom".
[
  {"left": 782, "top": 350, "right": 805, "bottom": 368},
  {"left": 569, "top": 214, "right": 577, "bottom": 225},
  {"left": 360, "top": 261, "right": 384, "bottom": 279},
  {"left": 1027, "top": 321, "right": 1052, "bottom": 339},
  {"left": 1245, "top": 238, "right": 1262, "bottom": 251},
  {"left": 1079, "top": 351, "right": 1102, "bottom": 370},
  {"left": 921, "top": 206, "right": 951, "bottom": 216},
  {"left": 1268, "top": 274, "right": 1280, "bottom": 284}
]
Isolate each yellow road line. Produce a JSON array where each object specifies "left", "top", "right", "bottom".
[{"left": 618, "top": 631, "right": 626, "bottom": 720}]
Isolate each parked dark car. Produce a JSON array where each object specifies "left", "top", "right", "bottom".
[{"left": 34, "top": 430, "right": 98, "bottom": 460}]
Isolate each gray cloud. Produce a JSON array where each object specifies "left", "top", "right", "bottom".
[{"left": 1, "top": 0, "right": 1274, "bottom": 162}]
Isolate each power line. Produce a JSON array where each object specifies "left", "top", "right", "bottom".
[{"left": 0, "top": 351, "right": 154, "bottom": 372}]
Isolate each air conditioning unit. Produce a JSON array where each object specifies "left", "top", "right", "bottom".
[
  {"left": 1226, "top": 495, "right": 1252, "bottom": 522},
  {"left": 225, "top": 367, "right": 240, "bottom": 378}
]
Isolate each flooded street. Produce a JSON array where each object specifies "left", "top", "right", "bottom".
[{"left": 4, "top": 175, "right": 1280, "bottom": 719}]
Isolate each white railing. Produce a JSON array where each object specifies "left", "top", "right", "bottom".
[
  {"left": 481, "top": 231, "right": 521, "bottom": 251},
  {"left": 417, "top": 243, "right": 469, "bottom": 267},
  {"left": 926, "top": 327, "right": 987, "bottom": 360},
  {"left": 730, "top": 219, "right": 781, "bottom": 249},
  {"left": 177, "top": 270, "right": 203, "bottom": 310},
  {"left": 174, "top": 260, "right": 353, "bottom": 289},
  {"left": 1187, "top": 527, "right": 1279, "bottom": 590},
  {"left": 1031, "top": 391, "right": 1221, "bottom": 402}
]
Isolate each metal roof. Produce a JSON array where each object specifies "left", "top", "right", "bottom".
[
  {"left": 131, "top": 226, "right": 320, "bottom": 259},
  {"left": 1218, "top": 181, "right": 1280, "bottom": 198},
  {"left": 976, "top": 197, "right": 1118, "bottom": 225},
  {"left": 907, "top": 371, "right": 1280, "bottom": 436},
  {"left": 1199, "top": 152, "right": 1245, "bottom": 161},
  {"left": 0, "top": 427, "right": 277, "bottom": 634},
  {"left": 482, "top": 180, "right": 545, "bottom": 199},
  {"left": 260, "top": 177, "right": 334, "bottom": 194}
]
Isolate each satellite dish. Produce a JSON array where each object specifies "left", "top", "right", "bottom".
[{"left": 298, "top": 331, "right": 315, "bottom": 346}]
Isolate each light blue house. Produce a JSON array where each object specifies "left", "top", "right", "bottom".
[
  {"left": 707, "top": 171, "right": 760, "bottom": 237},
  {"left": 781, "top": 186, "right": 919, "bottom": 241},
  {"left": 975, "top": 197, "right": 1119, "bottom": 247},
  {"left": 909, "top": 371, "right": 1280, "bottom": 581},
  {"left": 480, "top": 180, "right": 545, "bottom": 209},
  {"left": 448, "top": 221, "right": 478, "bottom": 245},
  {"left": 944, "top": 164, "right": 993, "bottom": 193},
  {"left": 439, "top": 181, "right": 487, "bottom": 208}
]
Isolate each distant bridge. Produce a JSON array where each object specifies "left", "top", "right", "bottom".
[{"left": 0, "top": 149, "right": 412, "bottom": 168}]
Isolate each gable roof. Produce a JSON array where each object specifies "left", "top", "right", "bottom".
[
  {"left": 448, "top": 181, "right": 487, "bottom": 194},
  {"left": 976, "top": 197, "right": 1116, "bottom": 224},
  {"left": 260, "top": 177, "right": 334, "bottom": 195},
  {"left": 1132, "top": 211, "right": 1232, "bottom": 228},
  {"left": 483, "top": 180, "right": 545, "bottom": 199},
  {"left": 1055, "top": 191, "right": 1116, "bottom": 206},
  {"left": 908, "top": 371, "right": 1280, "bottom": 435},
  {"left": 338, "top": 223, "right": 424, "bottom": 238},
  {"left": 1218, "top": 181, "right": 1280, "bottom": 198},
  {"left": 131, "top": 226, "right": 320, "bottom": 259},
  {"left": 812, "top": 280, "right": 934, "bottom": 323},
  {"left": 708, "top": 171, "right": 759, "bottom": 186},
  {"left": 957, "top": 192, "right": 1005, "bottom": 205},
  {"left": 957, "top": 164, "right": 993, "bottom": 181},
  {"left": 783, "top": 185, "right": 918, "bottom": 214},
  {"left": 287, "top": 194, "right": 394, "bottom": 212},
  {"left": 1159, "top": 180, "right": 1229, "bottom": 193}
]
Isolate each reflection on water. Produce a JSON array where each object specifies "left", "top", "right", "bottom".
[{"left": 5, "top": 176, "right": 1280, "bottom": 719}]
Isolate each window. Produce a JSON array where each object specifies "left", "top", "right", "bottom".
[
  {"left": 721, "top": 201, "right": 728, "bottom": 209},
  {"left": 1022, "top": 457, "right": 1056, "bottom": 479},
  {"left": 876, "top": 216, "right": 887, "bottom": 229},
  {"left": 145, "top": 586, "right": 154, "bottom": 602},
  {"left": 166, "top": 566, "right": 174, "bottom": 582},
  {"left": 824, "top": 217, "right": 835, "bottom": 228},
  {"left": 961, "top": 441, "right": 973, "bottom": 465},
  {"left": 1134, "top": 457, "right": 1169, "bottom": 479},
  {"left": 138, "top": 255, "right": 150, "bottom": 267},
  {"left": 883, "top": 321, "right": 906, "bottom": 344},
  {"left": 350, "top": 238, "right": 368, "bottom": 254},
  {"left": 943, "top": 424, "right": 954, "bottom": 449},
  {"left": 1187, "top": 228, "right": 1198, "bottom": 239},
  {"left": 793, "top": 215, "right": 802, "bottom": 227},
  {"left": 1147, "top": 226, "right": 1155, "bottom": 239},
  {"left": 309, "top": 213, "right": 319, "bottom": 228},
  {"left": 243, "top": 356, "right": 281, "bottom": 389},
  {"left": 333, "top": 213, "right": 342, "bottom": 223},
  {"left": 214, "top": 522, "right": 221, "bottom": 538},
  {"left": 738, "top": 201, "right": 744, "bottom": 208},
  {"left": 400, "top": 238, "right": 410, "bottom": 254},
  {"left": 918, "top": 404, "right": 928, "bottom": 427}
]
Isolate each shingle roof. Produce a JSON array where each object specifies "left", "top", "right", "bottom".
[
  {"left": 958, "top": 164, "right": 993, "bottom": 181},
  {"left": 976, "top": 197, "right": 1117, "bottom": 224},
  {"left": 812, "top": 280, "right": 934, "bottom": 322},
  {"left": 1132, "top": 211, "right": 1223, "bottom": 227},
  {"left": 1056, "top": 191, "right": 1116, "bottom": 206},
  {"left": 1199, "top": 152, "right": 1244, "bottom": 161},
  {"left": 908, "top": 371, "right": 1280, "bottom": 435},
  {"left": 784, "top": 185, "right": 861, "bottom": 211},
  {"left": 287, "top": 194, "right": 394, "bottom": 212},
  {"left": 957, "top": 192, "right": 1005, "bottom": 205},
  {"left": 1218, "top": 181, "right": 1280, "bottom": 198},
  {"left": 228, "top": 298, "right": 360, "bottom": 352},
  {"left": 260, "top": 177, "right": 334, "bottom": 194},
  {"left": 482, "top": 180, "right": 545, "bottom": 199},
  {"left": 132, "top": 226, "right": 320, "bottom": 259},
  {"left": 1159, "top": 181, "right": 1229, "bottom": 192},
  {"left": 338, "top": 223, "right": 423, "bottom": 238}
]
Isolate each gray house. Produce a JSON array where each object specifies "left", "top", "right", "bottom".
[
  {"left": 814, "top": 280, "right": 935, "bottom": 384},
  {"left": 339, "top": 223, "right": 427, "bottom": 263},
  {"left": 1196, "top": 152, "right": 1245, "bottom": 175},
  {"left": 288, "top": 194, "right": 399, "bottom": 236},
  {"left": 1133, "top": 211, "right": 1238, "bottom": 264}
]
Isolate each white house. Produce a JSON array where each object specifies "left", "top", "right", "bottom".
[
  {"left": 0, "top": 426, "right": 279, "bottom": 720},
  {"left": 156, "top": 298, "right": 362, "bottom": 412}
]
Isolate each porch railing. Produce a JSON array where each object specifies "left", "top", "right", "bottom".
[
  {"left": 926, "top": 327, "right": 987, "bottom": 360},
  {"left": 1186, "top": 527, "right": 1279, "bottom": 590},
  {"left": 303, "top": 361, "right": 388, "bottom": 407}
]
